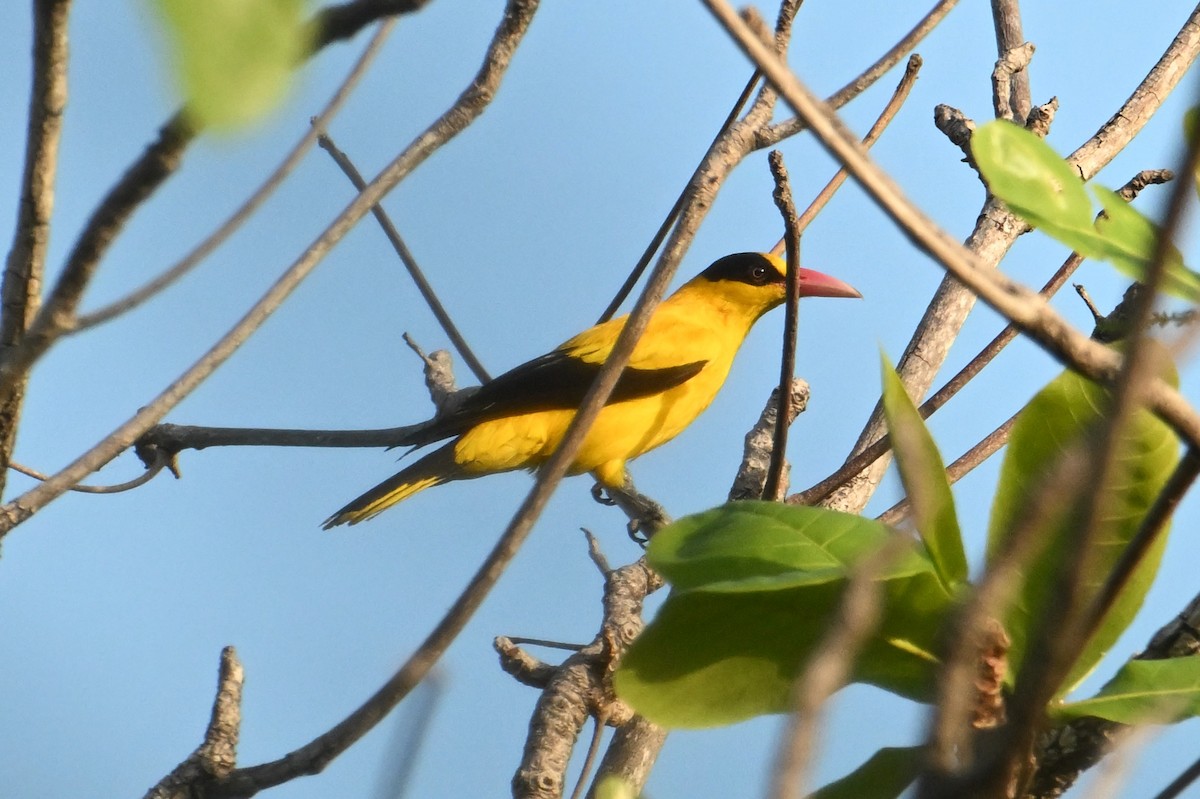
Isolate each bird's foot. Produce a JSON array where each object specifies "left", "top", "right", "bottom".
[{"left": 591, "top": 482, "right": 618, "bottom": 506}]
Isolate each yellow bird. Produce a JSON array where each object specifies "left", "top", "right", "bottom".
[{"left": 323, "top": 252, "right": 859, "bottom": 528}]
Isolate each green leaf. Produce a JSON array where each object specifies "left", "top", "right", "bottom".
[
  {"left": 1091, "top": 187, "right": 1200, "bottom": 302},
  {"left": 971, "top": 121, "right": 1099, "bottom": 251},
  {"left": 593, "top": 776, "right": 637, "bottom": 799},
  {"left": 1185, "top": 107, "right": 1200, "bottom": 201},
  {"left": 615, "top": 502, "right": 954, "bottom": 727},
  {"left": 807, "top": 746, "right": 923, "bottom": 799},
  {"left": 973, "top": 121, "right": 1200, "bottom": 300},
  {"left": 987, "top": 361, "right": 1179, "bottom": 694},
  {"left": 879, "top": 352, "right": 968, "bottom": 587},
  {"left": 647, "top": 502, "right": 935, "bottom": 592},
  {"left": 152, "top": 0, "right": 311, "bottom": 130},
  {"left": 1054, "top": 658, "right": 1200, "bottom": 724}
]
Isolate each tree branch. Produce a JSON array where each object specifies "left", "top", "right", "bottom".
[
  {"left": 704, "top": 0, "right": 1200, "bottom": 522},
  {"left": 143, "top": 647, "right": 244, "bottom": 799},
  {"left": 0, "top": 0, "right": 436, "bottom": 416},
  {"left": 990, "top": 0, "right": 1033, "bottom": 122},
  {"left": 72, "top": 20, "right": 397, "bottom": 333},
  {"left": 0, "top": 0, "right": 537, "bottom": 537},
  {"left": 0, "top": 0, "right": 71, "bottom": 498},
  {"left": 316, "top": 131, "right": 491, "bottom": 383}
]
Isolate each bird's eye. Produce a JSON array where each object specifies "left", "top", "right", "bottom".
[{"left": 750, "top": 265, "right": 768, "bottom": 284}]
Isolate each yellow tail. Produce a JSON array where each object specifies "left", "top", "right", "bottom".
[{"left": 323, "top": 444, "right": 459, "bottom": 528}]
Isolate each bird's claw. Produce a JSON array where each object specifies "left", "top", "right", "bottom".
[
  {"left": 591, "top": 482, "right": 617, "bottom": 506},
  {"left": 626, "top": 520, "right": 649, "bottom": 547}
]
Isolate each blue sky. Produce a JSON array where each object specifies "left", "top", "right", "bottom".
[{"left": 2, "top": 2, "right": 1199, "bottom": 798}]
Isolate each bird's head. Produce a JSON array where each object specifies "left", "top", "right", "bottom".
[{"left": 689, "top": 252, "right": 860, "bottom": 318}]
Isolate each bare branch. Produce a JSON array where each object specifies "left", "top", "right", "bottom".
[
  {"left": 73, "top": 20, "right": 397, "bottom": 332},
  {"left": 9, "top": 449, "right": 168, "bottom": 495},
  {"left": 768, "top": 538, "right": 903, "bottom": 798},
  {"left": 760, "top": 0, "right": 960, "bottom": 149},
  {"left": 0, "top": 0, "right": 435, "bottom": 417},
  {"left": 318, "top": 133, "right": 491, "bottom": 383},
  {"left": 991, "top": 42, "right": 1035, "bottom": 122},
  {"left": 704, "top": 1, "right": 1200, "bottom": 545},
  {"left": 729, "top": 381, "right": 809, "bottom": 501},
  {"left": 0, "top": 0, "right": 71, "bottom": 497},
  {"left": 596, "top": 72, "right": 760, "bottom": 324},
  {"left": 0, "top": 0, "right": 538, "bottom": 533},
  {"left": 512, "top": 556, "right": 662, "bottom": 799},
  {"left": 1069, "top": 10, "right": 1200, "bottom": 180},
  {"left": 990, "top": 0, "right": 1033, "bottom": 121},
  {"left": 496, "top": 637, "right": 558, "bottom": 689},
  {"left": 783, "top": 54, "right": 923, "bottom": 248},
  {"left": 143, "top": 647, "right": 244, "bottom": 799},
  {"left": 792, "top": 167, "right": 1172, "bottom": 508},
  {"left": 765, "top": 151, "right": 802, "bottom": 501}
]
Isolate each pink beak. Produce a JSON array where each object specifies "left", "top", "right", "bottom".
[{"left": 797, "top": 267, "right": 862, "bottom": 299}]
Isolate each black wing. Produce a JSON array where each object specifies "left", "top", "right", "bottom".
[{"left": 400, "top": 350, "right": 707, "bottom": 448}]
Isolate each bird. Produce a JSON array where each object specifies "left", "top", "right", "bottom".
[{"left": 323, "top": 252, "right": 859, "bottom": 528}]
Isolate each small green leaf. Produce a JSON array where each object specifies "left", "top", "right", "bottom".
[
  {"left": 971, "top": 121, "right": 1095, "bottom": 239},
  {"left": 807, "top": 746, "right": 923, "bottom": 799},
  {"left": 615, "top": 502, "right": 954, "bottom": 727},
  {"left": 152, "top": 0, "right": 311, "bottom": 130},
  {"left": 1054, "top": 658, "right": 1200, "bottom": 724},
  {"left": 879, "top": 352, "right": 967, "bottom": 587},
  {"left": 1092, "top": 187, "right": 1200, "bottom": 302},
  {"left": 987, "top": 359, "right": 1179, "bottom": 694}
]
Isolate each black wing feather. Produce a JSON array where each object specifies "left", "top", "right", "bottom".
[{"left": 400, "top": 351, "right": 706, "bottom": 448}]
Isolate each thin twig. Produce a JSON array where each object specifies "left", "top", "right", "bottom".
[
  {"left": 570, "top": 718, "right": 608, "bottom": 799},
  {"left": 317, "top": 132, "right": 491, "bottom": 383},
  {"left": 1150, "top": 756, "right": 1200, "bottom": 799},
  {"left": 791, "top": 252, "right": 1081, "bottom": 507},
  {"left": 596, "top": 71, "right": 760, "bottom": 323},
  {"left": 877, "top": 413, "right": 1016, "bottom": 526},
  {"left": 8, "top": 450, "right": 168, "bottom": 495},
  {"left": 765, "top": 152, "right": 801, "bottom": 501},
  {"left": 0, "top": 0, "right": 538, "bottom": 538},
  {"left": 778, "top": 54, "right": 922, "bottom": 252},
  {"left": 810, "top": 5, "right": 1200, "bottom": 516},
  {"left": 759, "top": 0, "right": 960, "bottom": 149},
  {"left": 73, "top": 21, "right": 397, "bottom": 332},
  {"left": 768, "top": 538, "right": 904, "bottom": 798},
  {"left": 1083, "top": 447, "right": 1200, "bottom": 640},
  {"left": 0, "top": 0, "right": 432, "bottom": 409},
  {"left": 792, "top": 168, "right": 1172, "bottom": 508}
]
